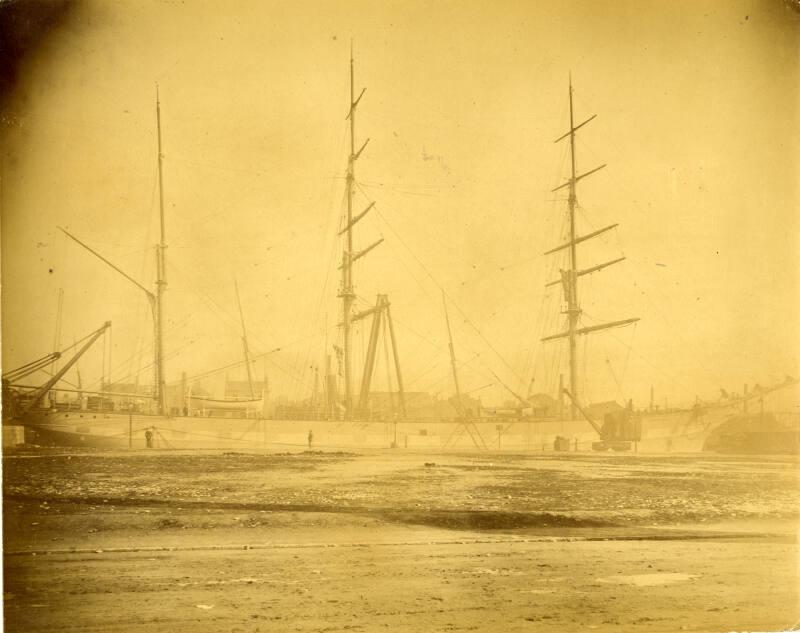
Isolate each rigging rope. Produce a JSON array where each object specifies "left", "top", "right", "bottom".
[{"left": 361, "top": 188, "right": 526, "bottom": 385}]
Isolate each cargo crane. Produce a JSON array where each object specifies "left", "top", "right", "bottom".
[{"left": 3, "top": 321, "right": 111, "bottom": 422}]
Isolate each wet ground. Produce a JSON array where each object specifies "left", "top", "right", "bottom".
[{"left": 3, "top": 448, "right": 799, "bottom": 632}]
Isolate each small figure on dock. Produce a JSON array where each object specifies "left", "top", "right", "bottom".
[
  {"left": 145, "top": 428, "right": 154, "bottom": 449},
  {"left": 307, "top": 429, "right": 314, "bottom": 449}
]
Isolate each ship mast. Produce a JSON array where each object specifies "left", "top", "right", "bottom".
[
  {"left": 442, "top": 290, "right": 464, "bottom": 417},
  {"left": 565, "top": 77, "right": 580, "bottom": 419},
  {"left": 441, "top": 290, "right": 487, "bottom": 449},
  {"left": 234, "top": 278, "right": 255, "bottom": 398},
  {"left": 155, "top": 86, "right": 168, "bottom": 416},
  {"left": 57, "top": 90, "right": 169, "bottom": 415},
  {"left": 542, "top": 76, "right": 639, "bottom": 418},
  {"left": 339, "top": 44, "right": 378, "bottom": 418},
  {"left": 341, "top": 47, "right": 356, "bottom": 417}
]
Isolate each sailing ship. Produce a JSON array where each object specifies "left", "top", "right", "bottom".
[
  {"left": 4, "top": 90, "right": 272, "bottom": 448},
  {"left": 493, "top": 78, "right": 799, "bottom": 452},
  {"left": 4, "top": 55, "right": 409, "bottom": 450},
  {"left": 5, "top": 69, "right": 797, "bottom": 452},
  {"left": 410, "top": 77, "right": 799, "bottom": 453}
]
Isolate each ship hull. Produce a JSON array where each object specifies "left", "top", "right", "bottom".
[{"left": 17, "top": 396, "right": 789, "bottom": 452}]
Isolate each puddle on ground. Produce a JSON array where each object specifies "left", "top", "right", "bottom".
[
  {"left": 383, "top": 510, "right": 611, "bottom": 531},
  {"left": 597, "top": 573, "right": 699, "bottom": 586}
]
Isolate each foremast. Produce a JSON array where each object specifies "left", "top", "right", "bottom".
[{"left": 542, "top": 77, "right": 639, "bottom": 418}]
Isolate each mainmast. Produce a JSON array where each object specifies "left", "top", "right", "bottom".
[
  {"left": 339, "top": 44, "right": 378, "bottom": 418},
  {"left": 542, "top": 77, "right": 638, "bottom": 418},
  {"left": 341, "top": 49, "right": 356, "bottom": 417},
  {"left": 565, "top": 77, "right": 580, "bottom": 419},
  {"left": 155, "top": 86, "right": 168, "bottom": 416}
]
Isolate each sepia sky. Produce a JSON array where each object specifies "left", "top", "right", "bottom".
[{"left": 1, "top": 0, "right": 798, "bottom": 409}]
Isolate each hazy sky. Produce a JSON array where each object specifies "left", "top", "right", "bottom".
[{"left": 2, "top": 0, "right": 798, "bottom": 408}]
